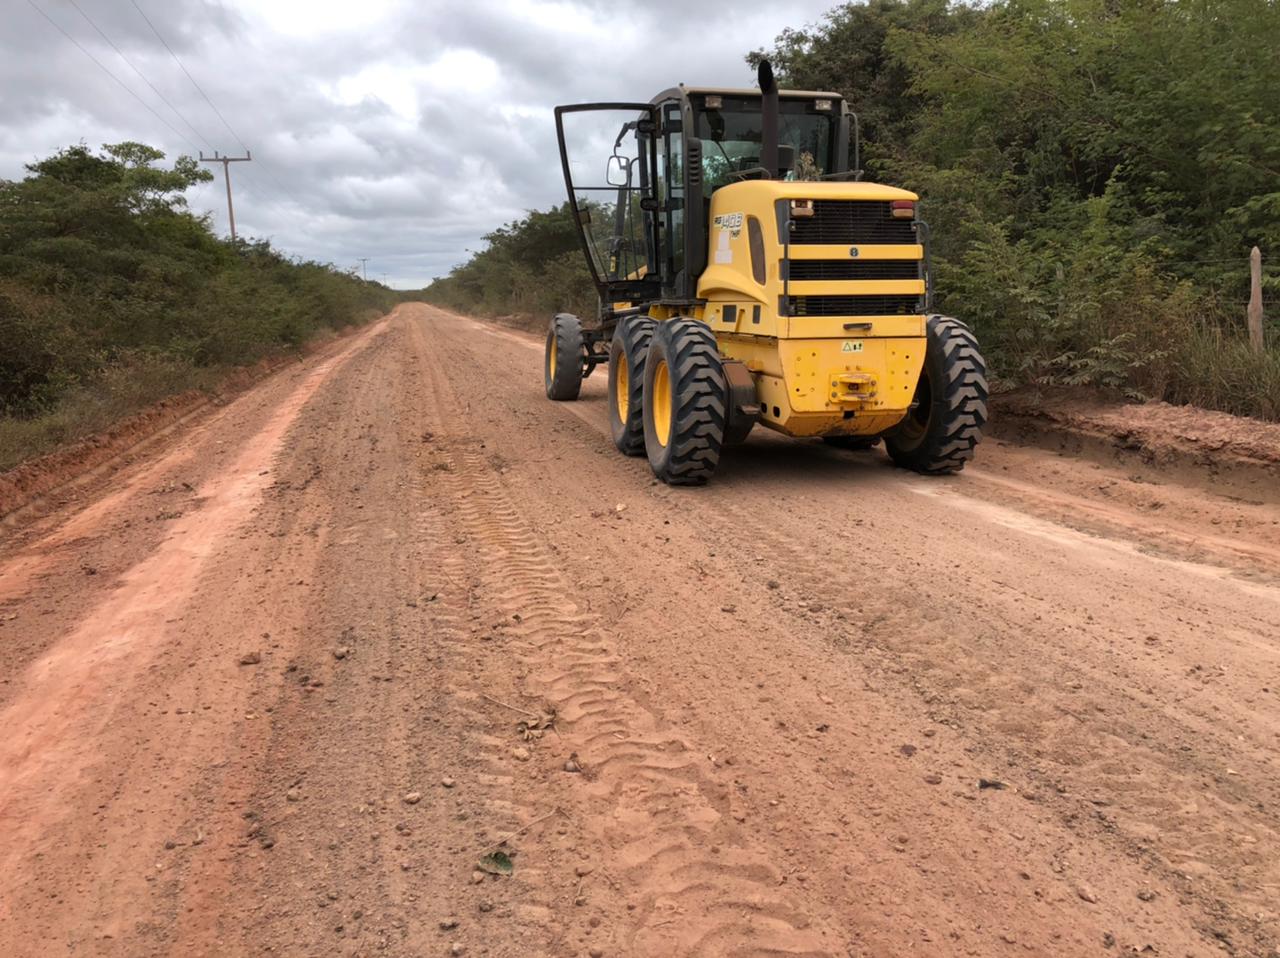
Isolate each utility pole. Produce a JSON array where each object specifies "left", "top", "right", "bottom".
[
  {"left": 1247, "top": 246, "right": 1265, "bottom": 353},
  {"left": 199, "top": 150, "right": 252, "bottom": 241},
  {"left": 359, "top": 258, "right": 369, "bottom": 281}
]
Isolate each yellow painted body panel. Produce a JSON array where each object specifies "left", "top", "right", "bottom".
[{"left": 685, "top": 179, "right": 928, "bottom": 439}]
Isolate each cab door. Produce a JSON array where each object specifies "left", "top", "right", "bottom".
[
  {"left": 554, "top": 103, "right": 662, "bottom": 305},
  {"left": 659, "top": 102, "right": 685, "bottom": 287}
]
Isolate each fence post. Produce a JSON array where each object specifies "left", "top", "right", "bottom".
[{"left": 1247, "top": 246, "right": 1264, "bottom": 352}]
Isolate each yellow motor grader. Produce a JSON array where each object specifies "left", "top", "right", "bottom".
[{"left": 545, "top": 61, "right": 986, "bottom": 485}]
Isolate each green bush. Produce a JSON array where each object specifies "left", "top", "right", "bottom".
[
  {"left": 0, "top": 142, "right": 394, "bottom": 469},
  {"left": 424, "top": 204, "right": 596, "bottom": 322}
]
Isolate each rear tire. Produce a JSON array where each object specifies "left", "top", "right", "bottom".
[
  {"left": 608, "top": 318, "right": 655, "bottom": 456},
  {"left": 545, "top": 313, "right": 584, "bottom": 401},
  {"left": 643, "top": 319, "right": 727, "bottom": 485},
  {"left": 884, "top": 315, "right": 987, "bottom": 474}
]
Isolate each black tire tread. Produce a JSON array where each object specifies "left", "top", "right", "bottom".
[
  {"left": 887, "top": 314, "right": 987, "bottom": 474},
  {"left": 545, "top": 313, "right": 584, "bottom": 401},
  {"left": 647, "top": 319, "right": 726, "bottom": 486},
  {"left": 609, "top": 318, "right": 655, "bottom": 456}
]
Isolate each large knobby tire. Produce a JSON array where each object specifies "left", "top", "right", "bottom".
[
  {"left": 885, "top": 315, "right": 988, "bottom": 474},
  {"left": 608, "top": 317, "right": 655, "bottom": 456},
  {"left": 642, "top": 319, "right": 727, "bottom": 485},
  {"left": 544, "top": 313, "right": 584, "bottom": 401}
]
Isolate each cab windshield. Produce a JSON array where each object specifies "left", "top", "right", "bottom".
[{"left": 692, "top": 94, "right": 838, "bottom": 192}]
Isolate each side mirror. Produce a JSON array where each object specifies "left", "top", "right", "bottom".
[{"left": 606, "top": 154, "right": 630, "bottom": 187}]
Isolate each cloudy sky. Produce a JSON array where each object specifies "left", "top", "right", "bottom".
[{"left": 4, "top": 0, "right": 837, "bottom": 288}]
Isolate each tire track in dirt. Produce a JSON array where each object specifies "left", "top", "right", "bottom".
[
  {"left": 422, "top": 306, "right": 1280, "bottom": 955},
  {"left": 174, "top": 319, "right": 570, "bottom": 956},
  {"left": 408, "top": 313, "right": 838, "bottom": 956},
  {"left": 692, "top": 482, "right": 1280, "bottom": 955}
]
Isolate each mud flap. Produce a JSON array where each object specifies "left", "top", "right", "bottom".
[{"left": 722, "top": 359, "right": 760, "bottom": 446}]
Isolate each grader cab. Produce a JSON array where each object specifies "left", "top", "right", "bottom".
[{"left": 545, "top": 61, "right": 987, "bottom": 485}]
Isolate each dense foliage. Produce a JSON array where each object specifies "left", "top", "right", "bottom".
[
  {"left": 428, "top": 0, "right": 1280, "bottom": 419},
  {"left": 0, "top": 142, "right": 393, "bottom": 467},
  {"left": 423, "top": 202, "right": 595, "bottom": 321}
]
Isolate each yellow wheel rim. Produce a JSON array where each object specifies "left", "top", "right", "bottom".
[
  {"left": 615, "top": 353, "right": 630, "bottom": 420},
  {"left": 548, "top": 335, "right": 557, "bottom": 379},
  {"left": 651, "top": 359, "right": 671, "bottom": 447}
]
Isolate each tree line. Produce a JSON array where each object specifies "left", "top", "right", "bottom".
[
  {"left": 426, "top": 0, "right": 1279, "bottom": 420},
  {"left": 0, "top": 141, "right": 394, "bottom": 469}
]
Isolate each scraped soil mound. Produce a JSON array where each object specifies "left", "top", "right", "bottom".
[{"left": 991, "top": 386, "right": 1280, "bottom": 504}]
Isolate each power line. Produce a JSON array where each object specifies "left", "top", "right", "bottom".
[
  {"left": 127, "top": 0, "right": 305, "bottom": 212},
  {"left": 128, "top": 0, "right": 249, "bottom": 154},
  {"left": 26, "top": 0, "right": 199, "bottom": 153},
  {"left": 65, "top": 0, "right": 216, "bottom": 153}
]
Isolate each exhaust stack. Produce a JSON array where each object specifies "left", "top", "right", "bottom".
[{"left": 758, "top": 60, "right": 779, "bottom": 179}]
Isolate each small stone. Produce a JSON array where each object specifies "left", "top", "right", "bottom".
[
  {"left": 766, "top": 579, "right": 780, "bottom": 590},
  {"left": 450, "top": 944, "right": 464, "bottom": 956},
  {"left": 1137, "top": 888, "right": 1157, "bottom": 902},
  {"left": 614, "top": 503, "right": 626, "bottom": 513},
  {"left": 924, "top": 774, "right": 943, "bottom": 785},
  {"left": 589, "top": 949, "right": 604, "bottom": 958},
  {"left": 470, "top": 870, "right": 485, "bottom": 885},
  {"left": 403, "top": 791, "right": 422, "bottom": 805},
  {"left": 721, "top": 605, "right": 736, "bottom": 613},
  {"left": 333, "top": 647, "right": 350, "bottom": 660},
  {"left": 1076, "top": 884, "right": 1098, "bottom": 904},
  {"left": 441, "top": 777, "right": 456, "bottom": 789},
  {"left": 511, "top": 747, "right": 531, "bottom": 762},
  {"left": 478, "top": 900, "right": 493, "bottom": 913},
  {"left": 899, "top": 744, "right": 917, "bottom": 758},
  {"left": 286, "top": 787, "right": 302, "bottom": 802},
  {"left": 439, "top": 916, "right": 459, "bottom": 930},
  {"left": 238, "top": 651, "right": 261, "bottom": 666},
  {"left": 575, "top": 864, "right": 592, "bottom": 877}
]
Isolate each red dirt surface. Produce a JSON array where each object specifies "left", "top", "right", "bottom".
[{"left": 1, "top": 304, "right": 1278, "bottom": 957}]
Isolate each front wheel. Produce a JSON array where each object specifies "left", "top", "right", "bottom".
[
  {"left": 544, "top": 313, "right": 584, "bottom": 400},
  {"left": 643, "top": 319, "right": 727, "bottom": 485},
  {"left": 884, "top": 315, "right": 987, "bottom": 474}
]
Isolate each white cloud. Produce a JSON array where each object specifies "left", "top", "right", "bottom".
[{"left": 3, "top": 0, "right": 836, "bottom": 287}]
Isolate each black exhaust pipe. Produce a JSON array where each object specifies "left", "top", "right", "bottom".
[{"left": 758, "top": 59, "right": 779, "bottom": 179}]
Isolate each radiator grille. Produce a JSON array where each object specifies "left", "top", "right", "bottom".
[
  {"left": 787, "top": 259, "right": 920, "bottom": 281},
  {"left": 790, "top": 294, "right": 921, "bottom": 317},
  {"left": 788, "top": 201, "right": 917, "bottom": 245}
]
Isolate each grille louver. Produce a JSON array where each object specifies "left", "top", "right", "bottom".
[{"left": 788, "top": 201, "right": 917, "bottom": 245}]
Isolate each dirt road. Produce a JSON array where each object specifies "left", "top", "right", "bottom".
[{"left": 1, "top": 303, "right": 1277, "bottom": 958}]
